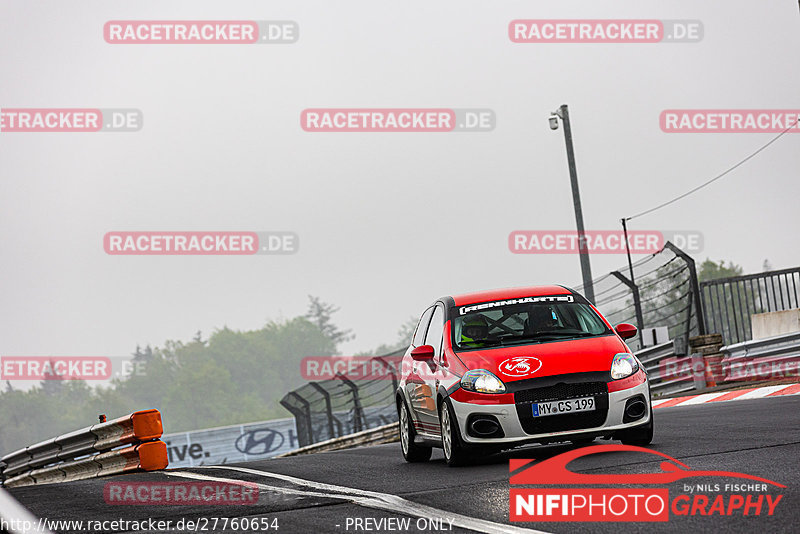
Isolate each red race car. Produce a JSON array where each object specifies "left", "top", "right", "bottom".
[{"left": 396, "top": 285, "right": 652, "bottom": 466}]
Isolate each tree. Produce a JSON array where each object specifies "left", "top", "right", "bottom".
[
  {"left": 360, "top": 316, "right": 419, "bottom": 356},
  {"left": 698, "top": 259, "right": 743, "bottom": 282},
  {"left": 0, "top": 313, "right": 337, "bottom": 455},
  {"left": 304, "top": 296, "right": 354, "bottom": 352}
]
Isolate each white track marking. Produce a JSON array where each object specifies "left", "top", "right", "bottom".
[
  {"left": 0, "top": 487, "right": 54, "bottom": 534},
  {"left": 189, "top": 465, "right": 552, "bottom": 534},
  {"left": 735, "top": 384, "right": 794, "bottom": 399},
  {"left": 676, "top": 392, "right": 728, "bottom": 405},
  {"left": 652, "top": 383, "right": 800, "bottom": 408}
]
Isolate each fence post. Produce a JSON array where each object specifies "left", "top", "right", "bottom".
[
  {"left": 611, "top": 270, "right": 644, "bottom": 346},
  {"left": 309, "top": 382, "right": 336, "bottom": 440},
  {"left": 279, "top": 392, "right": 314, "bottom": 447},
  {"left": 683, "top": 290, "right": 694, "bottom": 359},
  {"left": 690, "top": 352, "right": 707, "bottom": 390},
  {"left": 336, "top": 374, "right": 365, "bottom": 433},
  {"left": 665, "top": 241, "right": 706, "bottom": 335}
]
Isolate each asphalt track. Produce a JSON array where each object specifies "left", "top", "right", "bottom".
[{"left": 9, "top": 395, "right": 800, "bottom": 534}]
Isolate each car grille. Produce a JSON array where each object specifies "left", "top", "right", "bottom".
[{"left": 514, "top": 380, "right": 609, "bottom": 434}]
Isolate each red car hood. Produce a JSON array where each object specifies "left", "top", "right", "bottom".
[{"left": 453, "top": 334, "right": 629, "bottom": 382}]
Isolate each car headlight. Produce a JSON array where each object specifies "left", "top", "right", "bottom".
[
  {"left": 461, "top": 369, "right": 507, "bottom": 394},
  {"left": 611, "top": 353, "right": 639, "bottom": 380}
]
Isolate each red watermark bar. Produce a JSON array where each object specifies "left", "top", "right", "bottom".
[
  {"left": 1, "top": 357, "right": 112, "bottom": 380},
  {"left": 660, "top": 110, "right": 800, "bottom": 133},
  {"left": 510, "top": 489, "right": 669, "bottom": 522},
  {"left": 0, "top": 108, "right": 142, "bottom": 132},
  {"left": 104, "top": 482, "right": 258, "bottom": 505},
  {"left": 0, "top": 109, "right": 101, "bottom": 132},
  {"left": 661, "top": 358, "right": 800, "bottom": 381},
  {"left": 301, "top": 356, "right": 403, "bottom": 381},
  {"left": 301, "top": 109, "right": 455, "bottom": 132},
  {"left": 104, "top": 231, "right": 259, "bottom": 255},
  {"left": 510, "top": 20, "right": 663, "bottom": 43},
  {"left": 105, "top": 21, "right": 258, "bottom": 43},
  {"left": 509, "top": 230, "right": 663, "bottom": 254}
]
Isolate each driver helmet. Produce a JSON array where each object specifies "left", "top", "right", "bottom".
[{"left": 461, "top": 315, "right": 489, "bottom": 343}]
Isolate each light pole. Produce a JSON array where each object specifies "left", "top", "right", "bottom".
[{"left": 550, "top": 104, "right": 595, "bottom": 303}]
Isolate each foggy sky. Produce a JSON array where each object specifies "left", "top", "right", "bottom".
[{"left": 1, "top": 0, "right": 798, "bottom": 362}]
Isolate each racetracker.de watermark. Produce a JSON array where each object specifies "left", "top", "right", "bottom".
[
  {"left": 660, "top": 110, "right": 800, "bottom": 133},
  {"left": 509, "top": 20, "right": 703, "bottom": 43},
  {"left": 661, "top": 357, "right": 800, "bottom": 382},
  {"left": 104, "top": 482, "right": 258, "bottom": 505},
  {"left": 104, "top": 21, "right": 298, "bottom": 44},
  {"left": 508, "top": 230, "right": 703, "bottom": 254},
  {"left": 103, "top": 231, "right": 298, "bottom": 255},
  {"left": 0, "top": 108, "right": 142, "bottom": 132},
  {"left": 1, "top": 356, "right": 112, "bottom": 380},
  {"left": 300, "top": 108, "right": 495, "bottom": 132}
]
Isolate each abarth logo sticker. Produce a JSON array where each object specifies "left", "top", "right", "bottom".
[{"left": 498, "top": 356, "right": 542, "bottom": 377}]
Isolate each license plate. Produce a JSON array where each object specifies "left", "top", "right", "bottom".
[{"left": 532, "top": 397, "right": 595, "bottom": 417}]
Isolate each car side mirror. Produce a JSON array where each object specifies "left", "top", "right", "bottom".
[
  {"left": 410, "top": 345, "right": 435, "bottom": 362},
  {"left": 615, "top": 323, "right": 638, "bottom": 340}
]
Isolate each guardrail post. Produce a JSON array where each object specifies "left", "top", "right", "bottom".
[
  {"left": 310, "top": 382, "right": 337, "bottom": 440},
  {"left": 690, "top": 352, "right": 707, "bottom": 390},
  {"left": 336, "top": 373, "right": 365, "bottom": 433},
  {"left": 611, "top": 270, "right": 644, "bottom": 346}
]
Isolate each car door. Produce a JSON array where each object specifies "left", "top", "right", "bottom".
[
  {"left": 405, "top": 306, "right": 436, "bottom": 432},
  {"left": 415, "top": 303, "right": 446, "bottom": 430}
]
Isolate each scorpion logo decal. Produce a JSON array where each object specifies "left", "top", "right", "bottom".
[{"left": 498, "top": 356, "right": 542, "bottom": 377}]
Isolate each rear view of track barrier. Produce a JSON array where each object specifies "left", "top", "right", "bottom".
[{"left": 0, "top": 409, "right": 168, "bottom": 488}]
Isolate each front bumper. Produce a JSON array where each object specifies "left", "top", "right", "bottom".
[{"left": 449, "top": 380, "right": 651, "bottom": 446}]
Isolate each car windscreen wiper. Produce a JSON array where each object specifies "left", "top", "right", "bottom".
[
  {"left": 458, "top": 339, "right": 502, "bottom": 349},
  {"left": 498, "top": 331, "right": 599, "bottom": 344}
]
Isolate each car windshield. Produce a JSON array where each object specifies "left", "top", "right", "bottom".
[{"left": 452, "top": 297, "right": 611, "bottom": 351}]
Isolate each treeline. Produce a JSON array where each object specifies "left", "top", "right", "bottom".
[{"left": 0, "top": 298, "right": 412, "bottom": 457}]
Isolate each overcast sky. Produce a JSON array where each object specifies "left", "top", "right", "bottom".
[{"left": 1, "top": 0, "right": 798, "bottom": 360}]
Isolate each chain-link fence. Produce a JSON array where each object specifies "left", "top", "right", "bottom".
[
  {"left": 279, "top": 352, "right": 401, "bottom": 448},
  {"left": 575, "top": 241, "right": 705, "bottom": 353}
]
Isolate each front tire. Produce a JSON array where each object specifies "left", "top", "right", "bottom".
[
  {"left": 439, "top": 398, "right": 470, "bottom": 466},
  {"left": 619, "top": 416, "right": 654, "bottom": 446},
  {"left": 398, "top": 399, "right": 432, "bottom": 462}
]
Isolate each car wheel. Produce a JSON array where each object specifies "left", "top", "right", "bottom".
[
  {"left": 398, "top": 399, "right": 432, "bottom": 462},
  {"left": 439, "top": 398, "right": 470, "bottom": 467},
  {"left": 619, "top": 416, "right": 654, "bottom": 446}
]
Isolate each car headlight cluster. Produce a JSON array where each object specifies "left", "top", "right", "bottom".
[
  {"left": 461, "top": 369, "right": 507, "bottom": 394},
  {"left": 611, "top": 353, "right": 640, "bottom": 380}
]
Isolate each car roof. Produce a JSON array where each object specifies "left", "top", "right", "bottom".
[{"left": 450, "top": 285, "right": 573, "bottom": 306}]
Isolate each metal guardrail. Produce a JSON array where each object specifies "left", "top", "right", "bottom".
[
  {"left": 1, "top": 410, "right": 169, "bottom": 488},
  {"left": 635, "top": 342, "right": 698, "bottom": 397},
  {"left": 720, "top": 331, "right": 800, "bottom": 382},
  {"left": 275, "top": 422, "right": 398, "bottom": 458}
]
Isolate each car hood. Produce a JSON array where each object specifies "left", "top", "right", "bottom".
[{"left": 453, "top": 334, "right": 629, "bottom": 382}]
